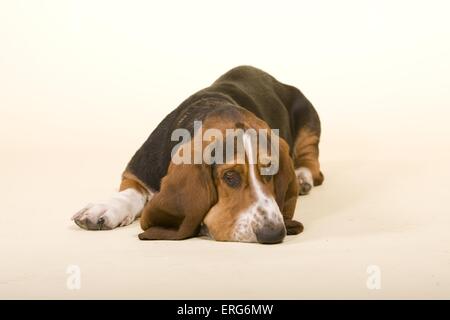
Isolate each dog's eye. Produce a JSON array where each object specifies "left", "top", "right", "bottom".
[
  {"left": 223, "top": 170, "right": 241, "bottom": 188},
  {"left": 262, "top": 174, "right": 273, "bottom": 183}
]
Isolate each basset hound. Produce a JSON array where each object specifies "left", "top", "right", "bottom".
[{"left": 72, "top": 66, "right": 324, "bottom": 244}]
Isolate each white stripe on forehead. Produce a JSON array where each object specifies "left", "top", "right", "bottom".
[
  {"left": 232, "top": 132, "right": 284, "bottom": 242},
  {"left": 243, "top": 133, "right": 266, "bottom": 199}
]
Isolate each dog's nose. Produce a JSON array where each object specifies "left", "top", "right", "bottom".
[{"left": 255, "top": 224, "right": 286, "bottom": 244}]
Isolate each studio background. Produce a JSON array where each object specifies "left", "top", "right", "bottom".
[{"left": 1, "top": 0, "right": 449, "bottom": 299}]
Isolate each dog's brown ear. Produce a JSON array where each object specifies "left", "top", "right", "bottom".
[
  {"left": 139, "top": 163, "right": 217, "bottom": 240},
  {"left": 273, "top": 139, "right": 302, "bottom": 235}
]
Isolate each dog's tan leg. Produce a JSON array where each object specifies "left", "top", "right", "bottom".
[
  {"left": 72, "top": 172, "right": 152, "bottom": 230},
  {"left": 293, "top": 127, "right": 324, "bottom": 195}
]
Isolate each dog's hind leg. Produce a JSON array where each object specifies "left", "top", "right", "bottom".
[
  {"left": 293, "top": 127, "right": 324, "bottom": 195},
  {"left": 288, "top": 90, "right": 324, "bottom": 195},
  {"left": 72, "top": 172, "right": 153, "bottom": 230}
]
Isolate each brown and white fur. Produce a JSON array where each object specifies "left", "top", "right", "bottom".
[{"left": 72, "top": 66, "right": 324, "bottom": 244}]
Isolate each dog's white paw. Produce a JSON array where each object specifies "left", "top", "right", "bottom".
[
  {"left": 72, "top": 201, "right": 139, "bottom": 230},
  {"left": 295, "top": 167, "right": 314, "bottom": 195},
  {"left": 72, "top": 189, "right": 148, "bottom": 230}
]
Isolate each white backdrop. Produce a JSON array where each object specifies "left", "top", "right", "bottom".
[{"left": 1, "top": 1, "right": 449, "bottom": 299}]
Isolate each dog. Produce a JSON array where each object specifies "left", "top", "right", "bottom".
[{"left": 72, "top": 66, "right": 324, "bottom": 244}]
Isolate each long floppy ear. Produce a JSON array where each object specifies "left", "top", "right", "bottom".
[
  {"left": 274, "top": 139, "right": 303, "bottom": 235},
  {"left": 138, "top": 163, "right": 217, "bottom": 240}
]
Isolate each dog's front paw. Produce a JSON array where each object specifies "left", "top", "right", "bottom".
[
  {"left": 72, "top": 203, "right": 118, "bottom": 230},
  {"left": 284, "top": 219, "right": 304, "bottom": 235},
  {"left": 72, "top": 189, "right": 148, "bottom": 230}
]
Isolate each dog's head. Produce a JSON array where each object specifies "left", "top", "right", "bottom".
[{"left": 139, "top": 110, "right": 300, "bottom": 244}]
